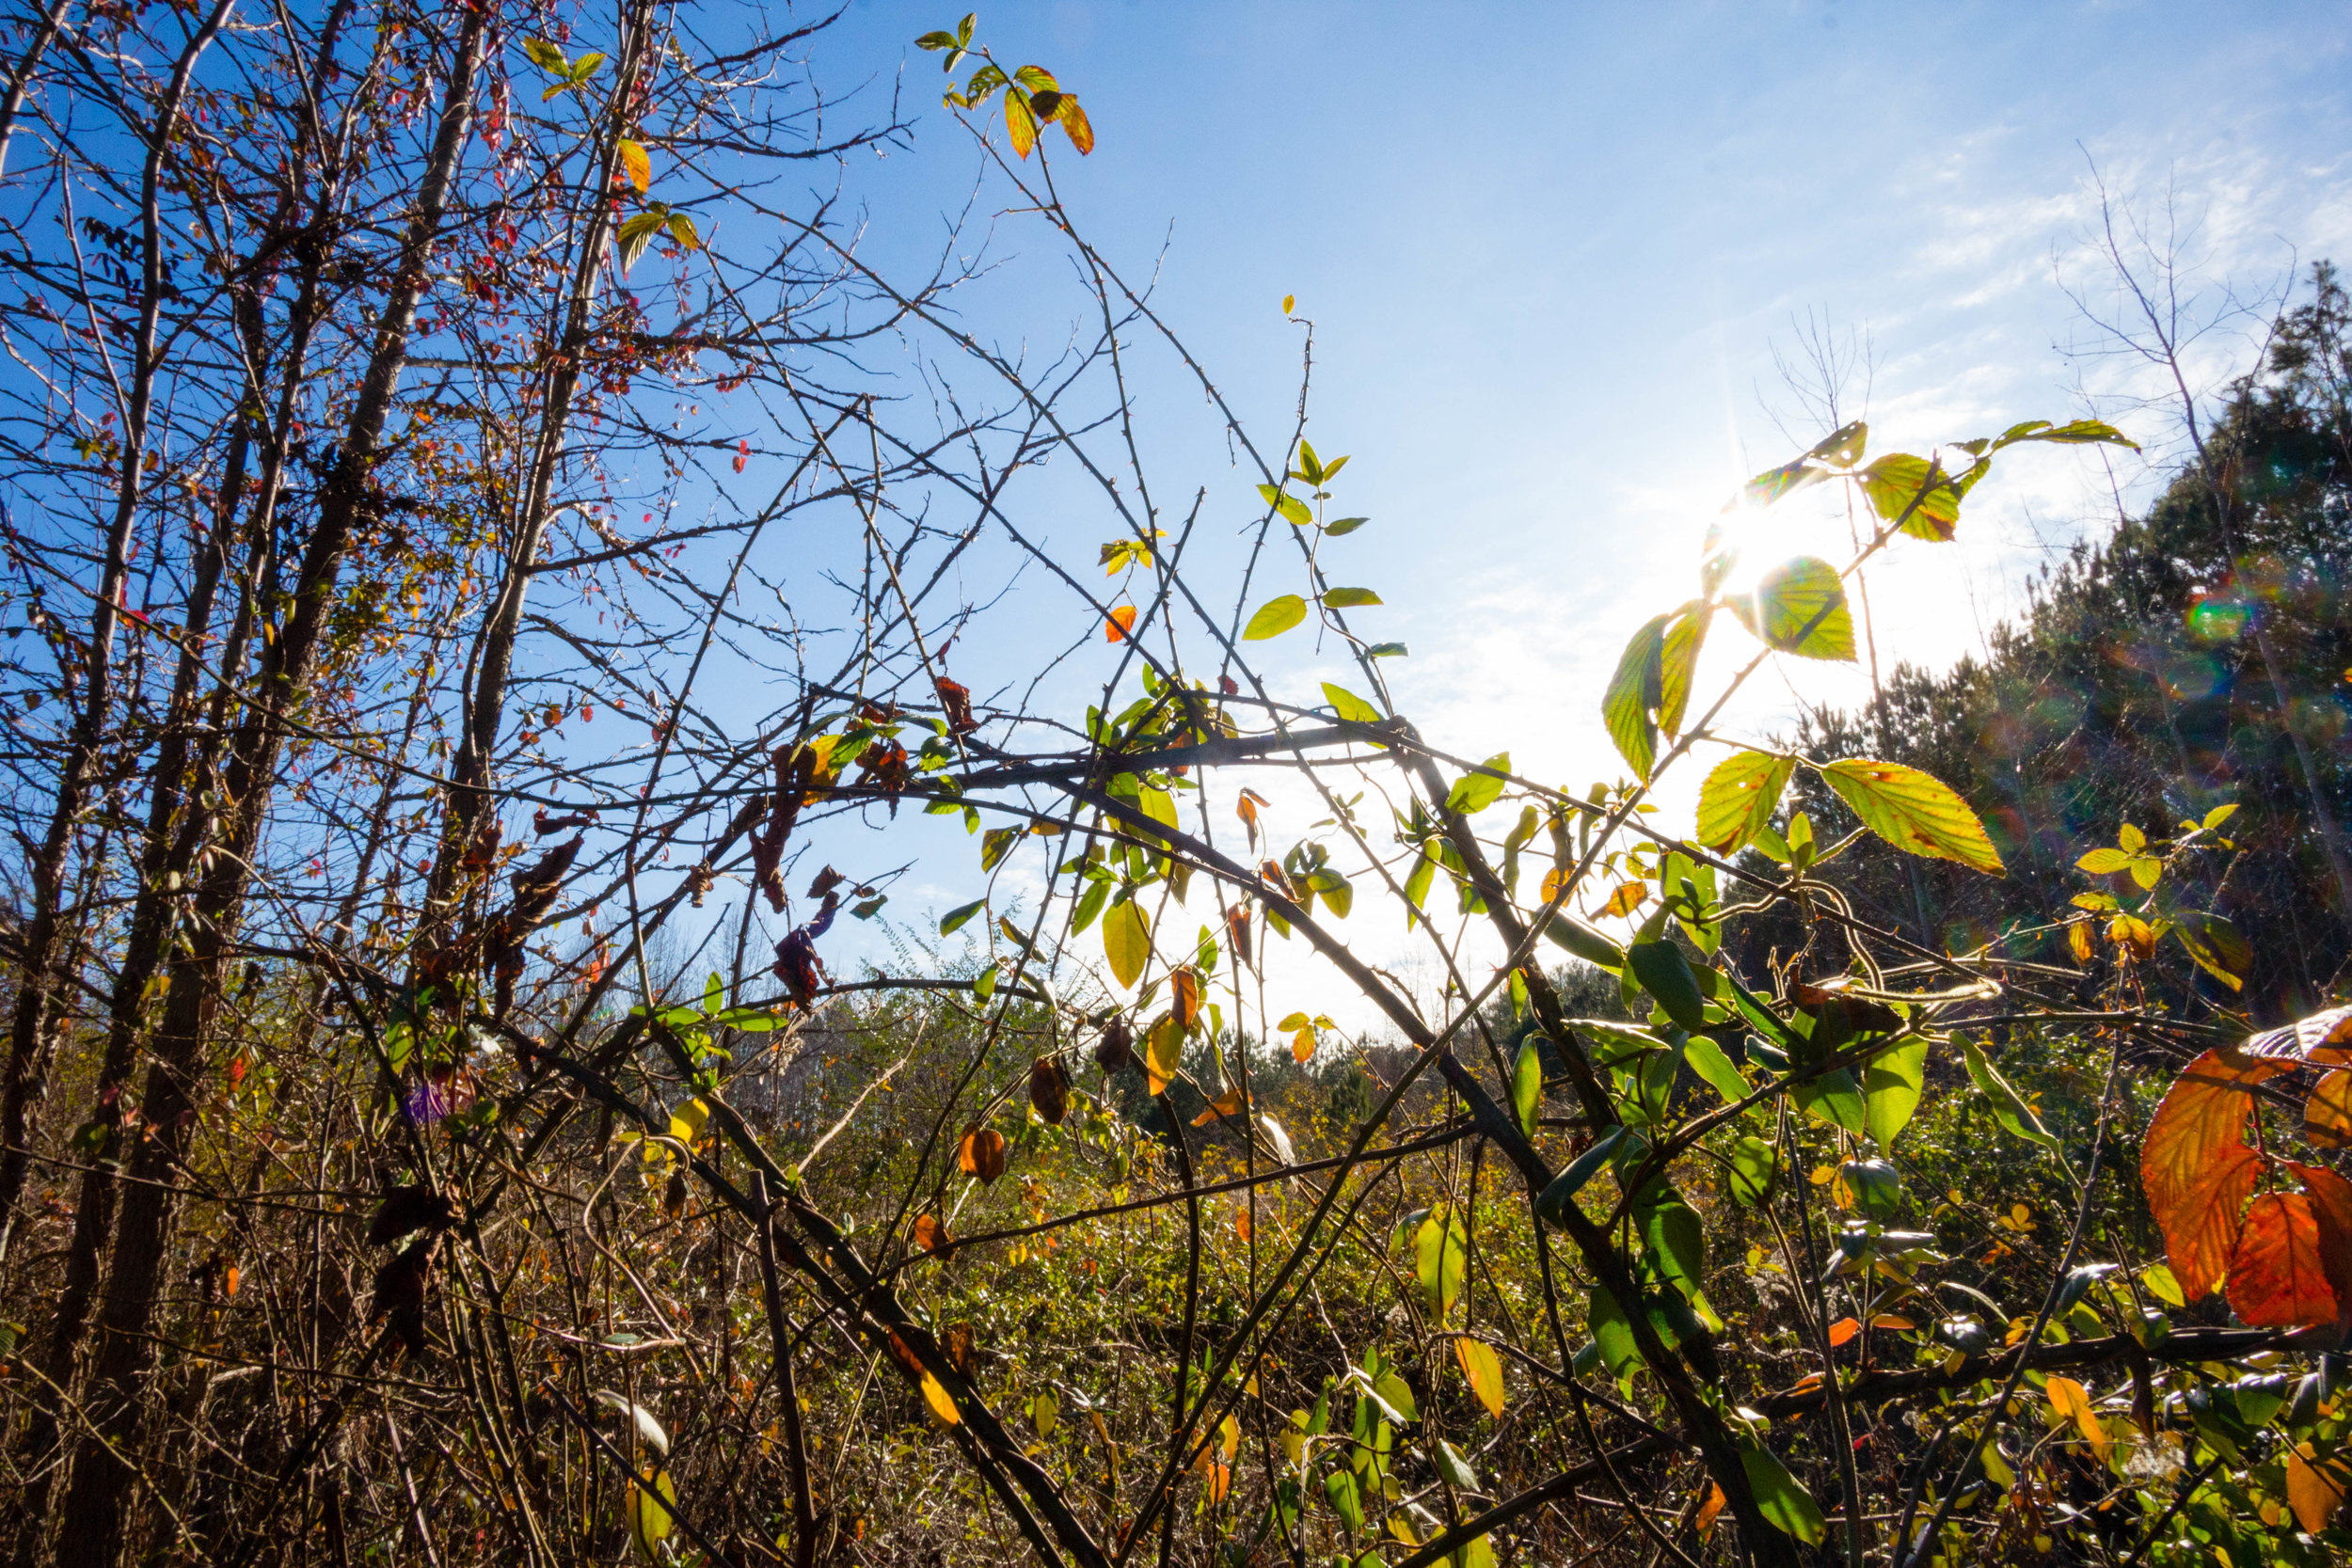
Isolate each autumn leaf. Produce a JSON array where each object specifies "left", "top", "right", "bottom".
[
  {"left": 1104, "top": 605, "right": 1136, "bottom": 642},
  {"left": 1695, "top": 750, "right": 1794, "bottom": 853},
  {"left": 957, "top": 1127, "right": 1007, "bottom": 1183},
  {"left": 2140, "top": 1047, "right": 2280, "bottom": 1298},
  {"left": 1170, "top": 967, "right": 1201, "bottom": 1028},
  {"left": 1599, "top": 881, "right": 1647, "bottom": 919},
  {"left": 1144, "top": 1012, "right": 1184, "bottom": 1096},
  {"left": 1191, "top": 1087, "right": 1245, "bottom": 1127},
  {"left": 2285, "top": 1163, "right": 2352, "bottom": 1338},
  {"left": 1454, "top": 1336, "right": 1505, "bottom": 1417},
  {"left": 913, "top": 1212, "right": 954, "bottom": 1258},
  {"left": 2225, "top": 1190, "right": 2340, "bottom": 1328},
  {"left": 2044, "top": 1376, "right": 2109, "bottom": 1459},
  {"left": 1102, "top": 898, "right": 1149, "bottom": 990},
  {"left": 1028, "top": 1055, "right": 1070, "bottom": 1125},
  {"left": 2247, "top": 1004, "right": 2352, "bottom": 1067},
  {"left": 2288, "top": 1447, "right": 2351, "bottom": 1534},
  {"left": 615, "top": 137, "right": 651, "bottom": 193},
  {"left": 1825, "top": 1317, "right": 1859, "bottom": 1348},
  {"left": 2308, "top": 1070, "right": 2352, "bottom": 1151},
  {"left": 1820, "top": 758, "right": 2003, "bottom": 874}
]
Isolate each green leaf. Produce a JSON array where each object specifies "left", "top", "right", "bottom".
[
  {"left": 1365, "top": 641, "right": 1408, "bottom": 658},
  {"left": 1639, "top": 1197, "right": 1709, "bottom": 1314},
  {"left": 1323, "top": 1467, "right": 1364, "bottom": 1534},
  {"left": 1627, "top": 942, "right": 1708, "bottom": 1032},
  {"left": 1511, "top": 1038, "right": 1543, "bottom": 1138},
  {"left": 1434, "top": 1438, "right": 1478, "bottom": 1493},
  {"left": 1860, "top": 452, "right": 1962, "bottom": 542},
  {"left": 2174, "top": 910, "right": 2252, "bottom": 990},
  {"left": 625, "top": 1466, "right": 678, "bottom": 1560},
  {"left": 1325, "top": 515, "right": 1370, "bottom": 536},
  {"left": 1989, "top": 417, "right": 2137, "bottom": 451},
  {"left": 521, "top": 37, "right": 568, "bottom": 73},
  {"left": 1820, "top": 758, "right": 2004, "bottom": 875},
  {"left": 1255, "top": 483, "right": 1313, "bottom": 527},
  {"left": 973, "top": 963, "right": 999, "bottom": 1004},
  {"left": 1322, "top": 683, "right": 1381, "bottom": 723},
  {"left": 1681, "top": 1034, "right": 1750, "bottom": 1105},
  {"left": 664, "top": 212, "right": 700, "bottom": 251},
  {"left": 1414, "top": 1209, "right": 1469, "bottom": 1316},
  {"left": 1740, "top": 1444, "right": 1827, "bottom": 1544},
  {"left": 1695, "top": 750, "right": 1794, "bottom": 854},
  {"left": 1070, "top": 879, "right": 1107, "bottom": 935},
  {"left": 1372, "top": 1367, "right": 1418, "bottom": 1422},
  {"left": 1731, "top": 556, "right": 1853, "bottom": 660},
  {"left": 1403, "top": 842, "right": 1437, "bottom": 921},
  {"left": 1320, "top": 586, "right": 1382, "bottom": 610},
  {"left": 1586, "top": 1286, "right": 1642, "bottom": 1383},
  {"left": 1862, "top": 1037, "right": 1928, "bottom": 1149},
  {"left": 1444, "top": 754, "right": 1511, "bottom": 816},
  {"left": 939, "top": 898, "right": 986, "bottom": 935},
  {"left": 1661, "top": 607, "right": 1708, "bottom": 739},
  {"left": 1243, "top": 594, "right": 1307, "bottom": 641},
  {"left": 1542, "top": 914, "right": 1625, "bottom": 969},
  {"left": 1103, "top": 899, "right": 1150, "bottom": 990},
  {"left": 1963, "top": 1037, "right": 2057, "bottom": 1149},
  {"left": 1726, "top": 1135, "right": 1777, "bottom": 1208},
  {"left": 1602, "top": 612, "right": 1670, "bottom": 780}
]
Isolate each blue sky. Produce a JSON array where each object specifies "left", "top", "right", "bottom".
[{"left": 715, "top": 0, "right": 2352, "bottom": 1017}]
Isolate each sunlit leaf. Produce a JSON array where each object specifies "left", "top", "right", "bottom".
[
  {"left": 940, "top": 898, "right": 986, "bottom": 935},
  {"left": 1601, "top": 611, "right": 1669, "bottom": 780},
  {"left": 2288, "top": 1448, "right": 2351, "bottom": 1534},
  {"left": 1103, "top": 899, "right": 1149, "bottom": 989},
  {"left": 1511, "top": 1038, "right": 1543, "bottom": 1138},
  {"left": 2309, "top": 1070, "right": 2352, "bottom": 1151},
  {"left": 1860, "top": 452, "right": 1962, "bottom": 542},
  {"left": 1731, "top": 557, "right": 1853, "bottom": 660},
  {"left": 593, "top": 1389, "right": 671, "bottom": 1456},
  {"left": 1739, "top": 1444, "right": 1826, "bottom": 1544},
  {"left": 1320, "top": 586, "right": 1381, "bottom": 609},
  {"left": 1415, "top": 1209, "right": 1468, "bottom": 1316},
  {"left": 1454, "top": 1337, "right": 1505, "bottom": 1417},
  {"left": 1058, "top": 95, "right": 1094, "bottom": 152},
  {"left": 957, "top": 1127, "right": 1006, "bottom": 1183},
  {"left": 1627, "top": 941, "right": 1708, "bottom": 1032},
  {"left": 2045, "top": 1377, "right": 2109, "bottom": 1458},
  {"left": 1004, "top": 88, "right": 1038, "bottom": 157},
  {"left": 2141, "top": 1046, "right": 2280, "bottom": 1297},
  {"left": 1104, "top": 605, "right": 1136, "bottom": 641},
  {"left": 2225, "top": 1191, "right": 2340, "bottom": 1328},
  {"left": 1243, "top": 595, "right": 1307, "bottom": 641},
  {"left": 625, "top": 1467, "right": 676, "bottom": 1561},
  {"left": 1862, "top": 1037, "right": 1927, "bottom": 1149},
  {"left": 1963, "top": 1037, "right": 2058, "bottom": 1151},
  {"left": 1322, "top": 683, "right": 1381, "bottom": 723},
  {"left": 1820, "top": 758, "right": 2003, "bottom": 874},
  {"left": 1695, "top": 750, "right": 1794, "bottom": 854},
  {"left": 1144, "top": 1012, "right": 1184, "bottom": 1096}
]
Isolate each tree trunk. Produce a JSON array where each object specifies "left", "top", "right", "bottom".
[{"left": 45, "top": 11, "right": 487, "bottom": 1560}]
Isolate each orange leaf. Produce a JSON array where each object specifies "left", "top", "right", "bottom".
[
  {"left": 1826, "top": 1317, "right": 1860, "bottom": 1347},
  {"left": 957, "top": 1127, "right": 1007, "bottom": 1184},
  {"left": 2225, "top": 1191, "right": 2341, "bottom": 1328},
  {"left": 1191, "top": 1088, "right": 1245, "bottom": 1127},
  {"left": 2289, "top": 1447, "right": 2351, "bottom": 1534},
  {"left": 1236, "top": 788, "right": 1267, "bottom": 850},
  {"left": 1600, "top": 881, "right": 1647, "bottom": 919},
  {"left": 914, "top": 1213, "right": 954, "bottom": 1257},
  {"left": 1104, "top": 605, "right": 1136, "bottom": 642},
  {"left": 2309, "top": 1070, "right": 2352, "bottom": 1151},
  {"left": 1057, "top": 95, "right": 1094, "bottom": 154},
  {"left": 1291, "top": 1025, "right": 1315, "bottom": 1064},
  {"left": 2287, "top": 1162, "right": 2352, "bottom": 1338},
  {"left": 1695, "top": 1483, "right": 1726, "bottom": 1539},
  {"left": 2044, "top": 1375, "right": 2109, "bottom": 1458},
  {"left": 2140, "top": 1047, "right": 2279, "bottom": 1298},
  {"left": 1170, "top": 968, "right": 1201, "bottom": 1029}
]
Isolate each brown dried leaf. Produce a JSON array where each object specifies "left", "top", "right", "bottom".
[{"left": 957, "top": 1126, "right": 1007, "bottom": 1184}]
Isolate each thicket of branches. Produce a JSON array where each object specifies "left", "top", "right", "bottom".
[{"left": 0, "top": 7, "right": 2349, "bottom": 1568}]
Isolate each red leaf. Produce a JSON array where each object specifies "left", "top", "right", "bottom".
[
  {"left": 2141, "top": 1047, "right": 2279, "bottom": 1299},
  {"left": 2226, "top": 1191, "right": 2341, "bottom": 1328}
]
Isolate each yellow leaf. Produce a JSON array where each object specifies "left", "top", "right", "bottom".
[
  {"left": 1103, "top": 899, "right": 1149, "bottom": 989},
  {"left": 1454, "top": 1336, "right": 1504, "bottom": 1418},
  {"left": 1600, "top": 881, "right": 1647, "bottom": 919},
  {"left": 616, "top": 137, "right": 651, "bottom": 194},
  {"left": 667, "top": 1097, "right": 710, "bottom": 1146},
  {"left": 1281, "top": 293, "right": 1295, "bottom": 315},
  {"left": 1005, "top": 89, "right": 1038, "bottom": 158},
  {"left": 2044, "top": 1376, "right": 2107, "bottom": 1457},
  {"left": 919, "top": 1370, "right": 960, "bottom": 1426},
  {"left": 625, "top": 1467, "right": 676, "bottom": 1561}
]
